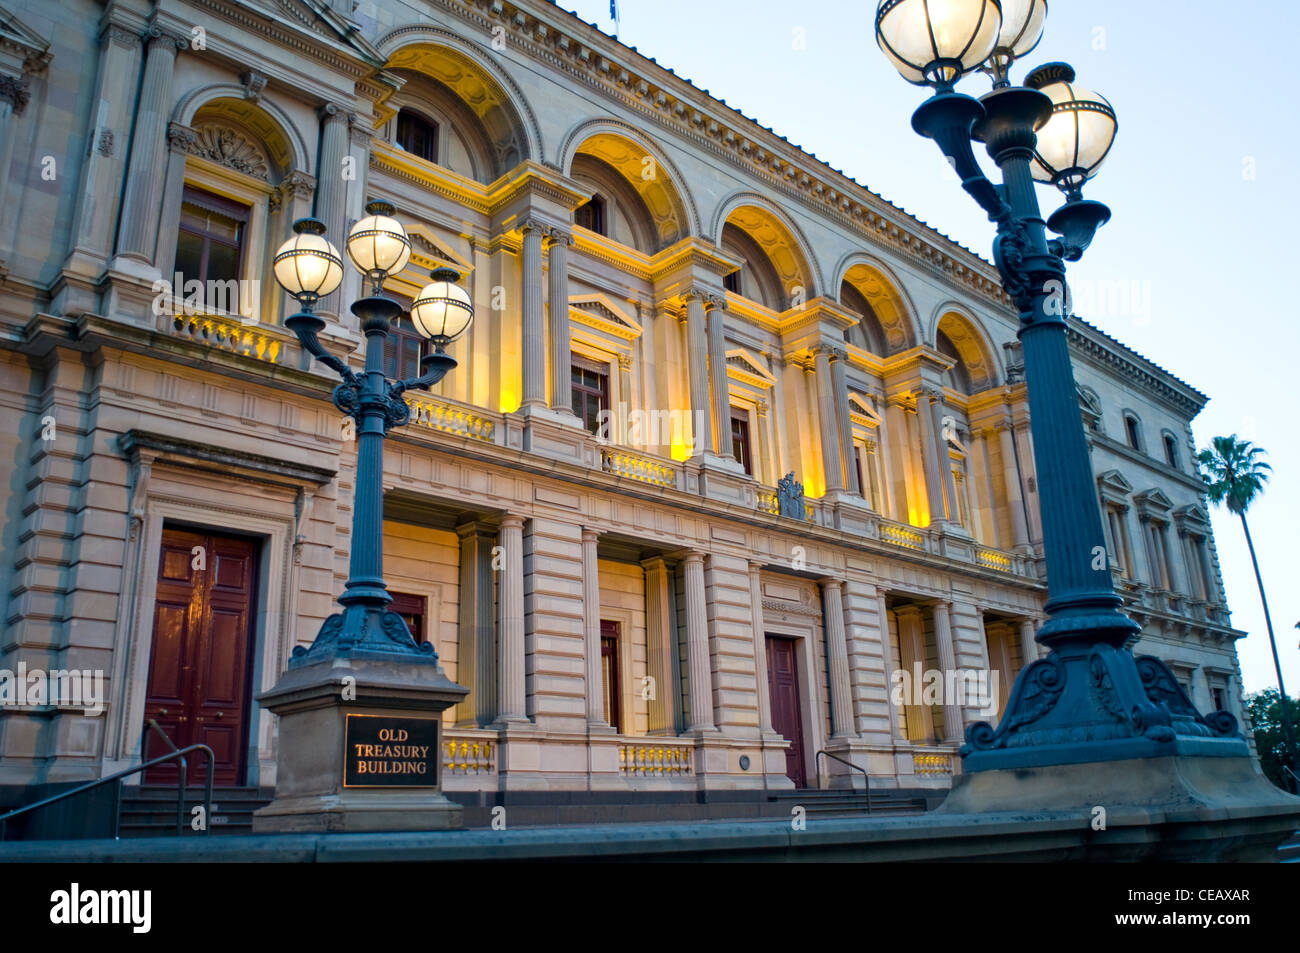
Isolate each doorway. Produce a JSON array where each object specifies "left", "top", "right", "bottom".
[
  {"left": 765, "top": 634, "right": 807, "bottom": 787},
  {"left": 143, "top": 527, "right": 258, "bottom": 786}
]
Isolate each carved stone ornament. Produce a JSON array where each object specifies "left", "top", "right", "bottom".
[
  {"left": 776, "top": 471, "right": 806, "bottom": 520},
  {"left": 0, "top": 75, "right": 31, "bottom": 116},
  {"left": 187, "top": 124, "right": 270, "bottom": 180}
]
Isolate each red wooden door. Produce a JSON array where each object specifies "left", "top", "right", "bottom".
[
  {"left": 766, "top": 635, "right": 807, "bottom": 788},
  {"left": 143, "top": 528, "right": 257, "bottom": 786}
]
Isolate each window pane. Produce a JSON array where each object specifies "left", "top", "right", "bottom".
[
  {"left": 174, "top": 231, "right": 204, "bottom": 282},
  {"left": 206, "top": 241, "right": 240, "bottom": 284}
]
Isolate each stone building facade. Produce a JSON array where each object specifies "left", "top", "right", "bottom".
[{"left": 0, "top": 0, "right": 1248, "bottom": 805}]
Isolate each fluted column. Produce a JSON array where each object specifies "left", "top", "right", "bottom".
[
  {"left": 705, "top": 297, "right": 731, "bottom": 456},
  {"left": 547, "top": 229, "right": 574, "bottom": 412},
  {"left": 683, "top": 551, "right": 715, "bottom": 731},
  {"left": 932, "top": 600, "right": 962, "bottom": 742},
  {"left": 581, "top": 528, "right": 606, "bottom": 725},
  {"left": 813, "top": 348, "right": 844, "bottom": 492},
  {"left": 114, "top": 26, "right": 187, "bottom": 266},
  {"left": 829, "top": 349, "right": 861, "bottom": 496},
  {"left": 314, "top": 103, "right": 350, "bottom": 319},
  {"left": 520, "top": 222, "right": 546, "bottom": 409},
  {"left": 684, "top": 293, "right": 712, "bottom": 456},
  {"left": 822, "top": 579, "right": 857, "bottom": 739},
  {"left": 496, "top": 515, "right": 527, "bottom": 723},
  {"left": 748, "top": 561, "right": 774, "bottom": 733},
  {"left": 1018, "top": 618, "right": 1039, "bottom": 667},
  {"left": 875, "top": 591, "right": 902, "bottom": 741},
  {"left": 998, "top": 424, "right": 1032, "bottom": 549},
  {"left": 642, "top": 556, "right": 675, "bottom": 734},
  {"left": 457, "top": 522, "right": 498, "bottom": 725},
  {"left": 914, "top": 392, "right": 947, "bottom": 523},
  {"left": 931, "top": 393, "right": 959, "bottom": 523}
]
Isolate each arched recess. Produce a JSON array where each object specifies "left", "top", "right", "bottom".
[
  {"left": 933, "top": 306, "right": 1001, "bottom": 392},
  {"left": 834, "top": 253, "right": 919, "bottom": 355},
  {"left": 377, "top": 27, "right": 541, "bottom": 177},
  {"left": 558, "top": 120, "right": 698, "bottom": 251},
  {"left": 712, "top": 192, "right": 819, "bottom": 310},
  {"left": 172, "top": 86, "right": 310, "bottom": 176},
  {"left": 384, "top": 72, "right": 500, "bottom": 182}
]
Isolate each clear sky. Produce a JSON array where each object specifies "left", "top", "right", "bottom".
[{"left": 558, "top": 0, "right": 1300, "bottom": 696}]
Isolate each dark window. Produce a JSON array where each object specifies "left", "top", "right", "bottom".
[
  {"left": 1124, "top": 415, "right": 1142, "bottom": 450},
  {"left": 1212, "top": 687, "right": 1227, "bottom": 712},
  {"left": 396, "top": 110, "right": 438, "bottom": 162},
  {"left": 575, "top": 194, "right": 606, "bottom": 236},
  {"left": 723, "top": 270, "right": 741, "bottom": 294},
  {"left": 383, "top": 294, "right": 425, "bottom": 380},
  {"left": 389, "top": 591, "right": 427, "bottom": 643},
  {"left": 174, "top": 186, "right": 249, "bottom": 286},
  {"left": 1163, "top": 434, "right": 1179, "bottom": 469},
  {"left": 601, "top": 620, "right": 621, "bottom": 732},
  {"left": 730, "top": 407, "right": 752, "bottom": 475},
  {"left": 571, "top": 356, "right": 609, "bottom": 435}
]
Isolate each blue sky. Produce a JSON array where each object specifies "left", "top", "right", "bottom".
[{"left": 558, "top": 0, "right": 1300, "bottom": 695}]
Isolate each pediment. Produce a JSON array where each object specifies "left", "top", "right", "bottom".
[
  {"left": 569, "top": 294, "right": 642, "bottom": 340},
  {"left": 231, "top": 0, "right": 385, "bottom": 65},
  {"left": 0, "top": 4, "right": 51, "bottom": 72},
  {"left": 1173, "top": 503, "right": 1211, "bottom": 528},
  {"left": 847, "top": 392, "right": 882, "bottom": 426},
  {"left": 406, "top": 226, "right": 472, "bottom": 274},
  {"left": 1134, "top": 487, "right": 1175, "bottom": 512},
  {"left": 726, "top": 348, "right": 775, "bottom": 388},
  {"left": 1096, "top": 469, "right": 1133, "bottom": 495}
]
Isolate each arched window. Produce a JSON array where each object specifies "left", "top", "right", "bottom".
[
  {"left": 574, "top": 194, "right": 607, "bottom": 236},
  {"left": 396, "top": 109, "right": 439, "bottom": 163},
  {"left": 1163, "top": 433, "right": 1180, "bottom": 469},
  {"left": 1124, "top": 414, "right": 1143, "bottom": 451}
]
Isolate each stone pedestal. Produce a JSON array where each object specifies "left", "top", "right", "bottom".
[
  {"left": 936, "top": 754, "right": 1300, "bottom": 861},
  {"left": 252, "top": 656, "right": 468, "bottom": 833}
]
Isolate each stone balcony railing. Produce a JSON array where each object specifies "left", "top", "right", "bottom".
[
  {"left": 601, "top": 447, "right": 681, "bottom": 488},
  {"left": 406, "top": 393, "right": 498, "bottom": 444},
  {"left": 443, "top": 735, "right": 496, "bottom": 776},
  {"left": 618, "top": 742, "right": 694, "bottom": 776}
]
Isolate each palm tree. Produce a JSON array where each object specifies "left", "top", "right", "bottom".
[{"left": 1198, "top": 435, "right": 1297, "bottom": 792}]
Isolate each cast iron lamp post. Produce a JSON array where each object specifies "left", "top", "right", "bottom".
[
  {"left": 875, "top": 0, "right": 1244, "bottom": 771},
  {"left": 272, "top": 200, "right": 474, "bottom": 668}
]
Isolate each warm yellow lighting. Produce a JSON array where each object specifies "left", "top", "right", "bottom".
[
  {"left": 876, "top": 0, "right": 1002, "bottom": 87},
  {"left": 411, "top": 268, "right": 474, "bottom": 347},
  {"left": 272, "top": 219, "right": 343, "bottom": 301},
  {"left": 347, "top": 199, "right": 411, "bottom": 288},
  {"left": 1027, "top": 67, "right": 1118, "bottom": 193}
]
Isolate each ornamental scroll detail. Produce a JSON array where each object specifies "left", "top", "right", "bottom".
[{"left": 187, "top": 125, "right": 270, "bottom": 180}]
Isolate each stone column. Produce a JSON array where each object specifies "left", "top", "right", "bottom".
[
  {"left": 813, "top": 348, "right": 844, "bottom": 492},
  {"left": 113, "top": 26, "right": 187, "bottom": 268},
  {"left": 684, "top": 293, "right": 712, "bottom": 457},
  {"left": 581, "top": 528, "right": 606, "bottom": 725},
  {"left": 748, "top": 561, "right": 773, "bottom": 733},
  {"left": 520, "top": 222, "right": 546, "bottom": 409},
  {"left": 683, "top": 551, "right": 715, "bottom": 731},
  {"left": 829, "top": 349, "right": 861, "bottom": 496},
  {"left": 152, "top": 123, "right": 197, "bottom": 286},
  {"left": 547, "top": 229, "right": 574, "bottom": 413},
  {"left": 642, "top": 556, "right": 675, "bottom": 734},
  {"left": 496, "top": 515, "right": 527, "bottom": 723},
  {"left": 998, "top": 424, "right": 1032, "bottom": 549},
  {"left": 932, "top": 394, "right": 960, "bottom": 524},
  {"left": 705, "top": 297, "right": 731, "bottom": 456},
  {"left": 822, "top": 579, "right": 857, "bottom": 739},
  {"left": 875, "top": 591, "right": 902, "bottom": 741},
  {"left": 314, "top": 103, "right": 351, "bottom": 320},
  {"left": 932, "top": 601, "right": 963, "bottom": 742},
  {"left": 1018, "top": 618, "right": 1039, "bottom": 667},
  {"left": 456, "top": 522, "right": 498, "bottom": 725},
  {"left": 915, "top": 392, "right": 947, "bottom": 523}
]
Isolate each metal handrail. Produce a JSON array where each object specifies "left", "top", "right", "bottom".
[
  {"left": 0, "top": 742, "right": 215, "bottom": 842},
  {"left": 815, "top": 750, "right": 871, "bottom": 816},
  {"left": 1283, "top": 764, "right": 1300, "bottom": 795},
  {"left": 142, "top": 718, "right": 189, "bottom": 835}
]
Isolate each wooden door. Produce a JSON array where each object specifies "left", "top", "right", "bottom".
[
  {"left": 143, "top": 527, "right": 257, "bottom": 787},
  {"left": 766, "top": 635, "right": 807, "bottom": 788},
  {"left": 600, "top": 620, "right": 621, "bottom": 732}
]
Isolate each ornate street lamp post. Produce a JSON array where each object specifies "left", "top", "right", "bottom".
[
  {"left": 272, "top": 201, "right": 474, "bottom": 665},
  {"left": 875, "top": 0, "right": 1245, "bottom": 773}
]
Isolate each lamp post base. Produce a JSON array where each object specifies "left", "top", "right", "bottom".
[{"left": 253, "top": 653, "right": 468, "bottom": 834}]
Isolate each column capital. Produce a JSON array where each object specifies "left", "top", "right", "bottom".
[
  {"left": 819, "top": 576, "right": 844, "bottom": 592},
  {"left": 0, "top": 75, "right": 31, "bottom": 116},
  {"left": 317, "top": 101, "right": 352, "bottom": 124},
  {"left": 682, "top": 550, "right": 706, "bottom": 567},
  {"left": 279, "top": 169, "right": 316, "bottom": 200},
  {"left": 145, "top": 24, "right": 189, "bottom": 52},
  {"left": 581, "top": 526, "right": 600, "bottom": 544},
  {"left": 99, "top": 22, "right": 142, "bottom": 51},
  {"left": 747, "top": 559, "right": 766, "bottom": 574},
  {"left": 500, "top": 513, "right": 526, "bottom": 531},
  {"left": 544, "top": 226, "right": 574, "bottom": 248}
]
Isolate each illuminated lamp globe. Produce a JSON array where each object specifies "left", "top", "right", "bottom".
[
  {"left": 272, "top": 218, "right": 344, "bottom": 305},
  {"left": 987, "top": 0, "right": 1047, "bottom": 87},
  {"left": 410, "top": 268, "right": 474, "bottom": 350},
  {"left": 346, "top": 199, "right": 411, "bottom": 293},
  {"left": 875, "top": 0, "right": 1002, "bottom": 89},
  {"left": 1025, "top": 63, "right": 1118, "bottom": 196}
]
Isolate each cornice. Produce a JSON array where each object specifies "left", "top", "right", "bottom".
[{"left": 1066, "top": 317, "right": 1207, "bottom": 420}]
